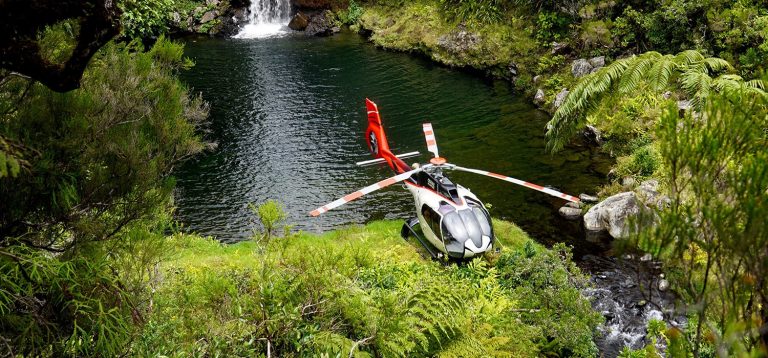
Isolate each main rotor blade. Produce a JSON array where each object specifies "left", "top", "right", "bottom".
[
  {"left": 446, "top": 164, "right": 580, "bottom": 203},
  {"left": 309, "top": 166, "right": 427, "bottom": 217},
  {"left": 422, "top": 123, "right": 439, "bottom": 158}
]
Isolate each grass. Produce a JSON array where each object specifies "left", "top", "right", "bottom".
[{"left": 133, "top": 219, "right": 602, "bottom": 357}]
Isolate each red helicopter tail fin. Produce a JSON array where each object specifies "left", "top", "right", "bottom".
[{"left": 365, "top": 99, "right": 410, "bottom": 174}]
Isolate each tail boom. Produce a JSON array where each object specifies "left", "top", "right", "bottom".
[{"left": 365, "top": 98, "right": 411, "bottom": 174}]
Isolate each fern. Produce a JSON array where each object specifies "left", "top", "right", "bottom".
[{"left": 546, "top": 50, "right": 758, "bottom": 151}]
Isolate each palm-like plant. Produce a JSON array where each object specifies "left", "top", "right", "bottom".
[{"left": 545, "top": 50, "right": 766, "bottom": 152}]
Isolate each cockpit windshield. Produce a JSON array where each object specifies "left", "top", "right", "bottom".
[{"left": 441, "top": 206, "right": 492, "bottom": 246}]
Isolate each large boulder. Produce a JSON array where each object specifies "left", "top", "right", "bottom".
[
  {"left": 583, "top": 192, "right": 641, "bottom": 239},
  {"left": 200, "top": 10, "right": 217, "bottom": 23},
  {"left": 289, "top": 12, "right": 309, "bottom": 31},
  {"left": 305, "top": 10, "right": 336, "bottom": 36},
  {"left": 571, "top": 59, "right": 593, "bottom": 77},
  {"left": 588, "top": 56, "right": 605, "bottom": 68},
  {"left": 534, "top": 89, "right": 545, "bottom": 106}
]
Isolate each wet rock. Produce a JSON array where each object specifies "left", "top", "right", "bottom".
[
  {"left": 559, "top": 206, "right": 582, "bottom": 220},
  {"left": 658, "top": 279, "right": 670, "bottom": 291},
  {"left": 534, "top": 89, "right": 545, "bottom": 106},
  {"left": 553, "top": 88, "right": 569, "bottom": 109},
  {"left": 508, "top": 63, "right": 518, "bottom": 79},
  {"left": 201, "top": 10, "right": 217, "bottom": 23},
  {"left": 171, "top": 12, "right": 182, "bottom": 24},
  {"left": 583, "top": 192, "right": 642, "bottom": 239},
  {"left": 571, "top": 58, "right": 593, "bottom": 78},
  {"left": 331, "top": 26, "right": 340, "bottom": 33},
  {"left": 621, "top": 176, "right": 636, "bottom": 187},
  {"left": 580, "top": 193, "right": 599, "bottom": 203},
  {"left": 640, "top": 253, "right": 653, "bottom": 262},
  {"left": 533, "top": 75, "right": 542, "bottom": 84},
  {"left": 207, "top": 0, "right": 220, "bottom": 5},
  {"left": 565, "top": 201, "right": 582, "bottom": 209},
  {"left": 551, "top": 41, "right": 570, "bottom": 55},
  {"left": 583, "top": 124, "right": 602, "bottom": 145},
  {"left": 288, "top": 12, "right": 309, "bottom": 31},
  {"left": 663, "top": 91, "right": 673, "bottom": 99},
  {"left": 306, "top": 10, "right": 335, "bottom": 37},
  {"left": 588, "top": 56, "right": 605, "bottom": 68}
]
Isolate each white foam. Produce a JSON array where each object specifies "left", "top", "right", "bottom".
[{"left": 234, "top": 22, "right": 290, "bottom": 39}]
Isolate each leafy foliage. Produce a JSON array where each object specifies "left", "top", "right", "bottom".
[
  {"left": 632, "top": 86, "right": 768, "bottom": 355},
  {"left": 249, "top": 199, "right": 289, "bottom": 245},
  {"left": 439, "top": 0, "right": 507, "bottom": 25},
  {"left": 118, "top": 0, "right": 175, "bottom": 39},
  {"left": 0, "top": 35, "right": 206, "bottom": 356},
  {"left": 546, "top": 50, "right": 765, "bottom": 152},
  {"left": 134, "top": 220, "right": 602, "bottom": 357}
]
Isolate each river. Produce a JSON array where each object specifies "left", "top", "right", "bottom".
[{"left": 174, "top": 28, "right": 678, "bottom": 357}]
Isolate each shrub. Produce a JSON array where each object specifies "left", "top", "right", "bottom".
[{"left": 0, "top": 35, "right": 206, "bottom": 356}]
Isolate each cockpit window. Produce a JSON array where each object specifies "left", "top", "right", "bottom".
[
  {"left": 441, "top": 207, "right": 491, "bottom": 246},
  {"left": 421, "top": 204, "right": 441, "bottom": 238}
]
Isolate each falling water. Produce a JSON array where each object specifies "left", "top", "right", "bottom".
[{"left": 234, "top": 0, "right": 292, "bottom": 39}]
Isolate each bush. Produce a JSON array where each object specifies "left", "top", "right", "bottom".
[
  {"left": 0, "top": 35, "right": 206, "bottom": 356},
  {"left": 134, "top": 221, "right": 602, "bottom": 357},
  {"left": 118, "top": 0, "right": 175, "bottom": 39}
]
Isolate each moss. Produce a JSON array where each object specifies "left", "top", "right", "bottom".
[{"left": 358, "top": 4, "right": 541, "bottom": 79}]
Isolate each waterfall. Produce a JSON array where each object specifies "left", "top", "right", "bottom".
[{"left": 234, "top": 0, "right": 292, "bottom": 39}]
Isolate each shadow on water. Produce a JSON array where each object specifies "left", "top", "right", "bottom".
[{"left": 174, "top": 31, "right": 674, "bottom": 357}]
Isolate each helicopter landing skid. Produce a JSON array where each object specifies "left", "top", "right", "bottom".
[{"left": 401, "top": 217, "right": 444, "bottom": 260}]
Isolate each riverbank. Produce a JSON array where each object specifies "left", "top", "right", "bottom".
[{"left": 133, "top": 220, "right": 603, "bottom": 356}]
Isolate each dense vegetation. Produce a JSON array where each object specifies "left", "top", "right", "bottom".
[
  {"left": 0, "top": 27, "right": 206, "bottom": 355},
  {"left": 346, "top": 0, "right": 768, "bottom": 356},
  {"left": 2, "top": 0, "right": 767, "bottom": 356},
  {"left": 134, "top": 220, "right": 602, "bottom": 357}
]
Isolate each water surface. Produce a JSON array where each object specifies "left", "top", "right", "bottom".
[{"left": 175, "top": 32, "right": 610, "bottom": 249}]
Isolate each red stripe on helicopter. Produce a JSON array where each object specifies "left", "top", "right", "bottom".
[
  {"left": 344, "top": 192, "right": 363, "bottom": 202},
  {"left": 426, "top": 139, "right": 436, "bottom": 146},
  {"left": 487, "top": 172, "right": 506, "bottom": 180},
  {"left": 310, "top": 210, "right": 320, "bottom": 217},
  {"left": 424, "top": 130, "right": 434, "bottom": 136},
  {"left": 379, "top": 178, "right": 397, "bottom": 187},
  {"left": 523, "top": 182, "right": 545, "bottom": 191}
]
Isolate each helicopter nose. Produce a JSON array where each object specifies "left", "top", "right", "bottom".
[{"left": 465, "top": 235, "right": 491, "bottom": 253}]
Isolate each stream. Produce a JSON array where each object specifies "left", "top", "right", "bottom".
[{"left": 174, "top": 13, "right": 679, "bottom": 356}]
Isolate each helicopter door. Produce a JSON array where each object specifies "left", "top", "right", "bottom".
[{"left": 420, "top": 204, "right": 443, "bottom": 244}]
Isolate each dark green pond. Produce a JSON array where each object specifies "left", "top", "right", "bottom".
[{"left": 175, "top": 31, "right": 612, "bottom": 252}]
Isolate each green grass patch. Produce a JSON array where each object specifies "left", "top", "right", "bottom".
[{"left": 134, "top": 220, "right": 602, "bottom": 357}]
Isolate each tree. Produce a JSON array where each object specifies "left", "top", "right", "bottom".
[
  {"left": 634, "top": 86, "right": 768, "bottom": 356},
  {"left": 0, "top": 37, "right": 207, "bottom": 356},
  {"left": 545, "top": 50, "right": 766, "bottom": 152},
  {"left": 0, "top": 0, "right": 122, "bottom": 92}
]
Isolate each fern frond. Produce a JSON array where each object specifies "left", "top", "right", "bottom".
[
  {"left": 746, "top": 79, "right": 766, "bottom": 90},
  {"left": 546, "top": 59, "right": 630, "bottom": 152},
  {"left": 703, "top": 57, "right": 733, "bottom": 74},
  {"left": 646, "top": 54, "right": 677, "bottom": 92},
  {"left": 674, "top": 50, "right": 705, "bottom": 67},
  {"left": 618, "top": 55, "right": 657, "bottom": 94}
]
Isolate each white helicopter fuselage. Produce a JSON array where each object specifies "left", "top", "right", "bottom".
[{"left": 404, "top": 175, "right": 494, "bottom": 259}]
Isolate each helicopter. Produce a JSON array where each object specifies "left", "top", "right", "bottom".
[{"left": 309, "top": 99, "right": 580, "bottom": 259}]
